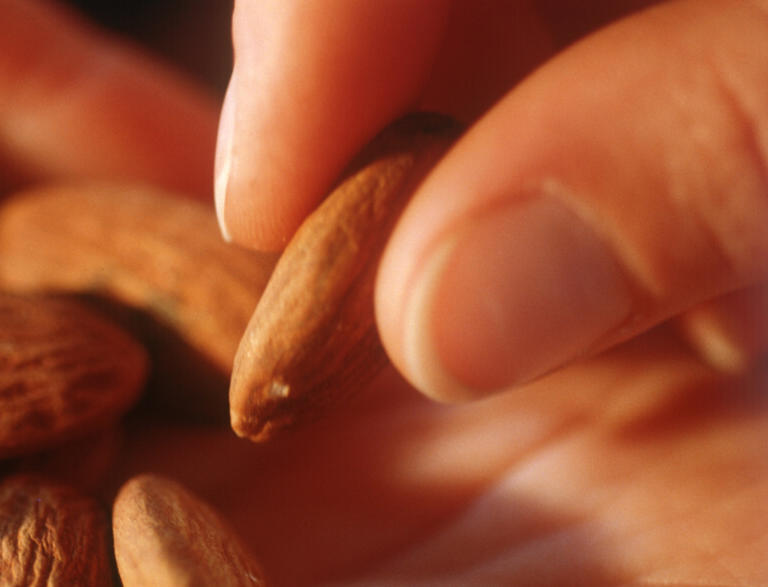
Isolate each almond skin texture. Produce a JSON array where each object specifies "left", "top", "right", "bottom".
[
  {"left": 0, "top": 293, "right": 146, "bottom": 458},
  {"left": 0, "top": 183, "right": 278, "bottom": 423},
  {"left": 0, "top": 474, "right": 113, "bottom": 586},
  {"left": 113, "top": 473, "right": 266, "bottom": 586},
  {"left": 230, "top": 113, "right": 461, "bottom": 440}
]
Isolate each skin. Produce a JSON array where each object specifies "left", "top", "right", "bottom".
[
  {"left": 0, "top": 0, "right": 217, "bottom": 197},
  {"left": 216, "top": 0, "right": 768, "bottom": 402},
  {"left": 3, "top": 1, "right": 768, "bottom": 585}
]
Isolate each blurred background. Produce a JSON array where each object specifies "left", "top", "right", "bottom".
[{"left": 63, "top": 0, "right": 234, "bottom": 94}]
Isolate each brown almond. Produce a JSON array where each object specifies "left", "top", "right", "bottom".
[
  {"left": 113, "top": 473, "right": 266, "bottom": 586},
  {"left": 0, "top": 183, "right": 278, "bottom": 422},
  {"left": 230, "top": 113, "right": 460, "bottom": 440},
  {"left": 0, "top": 293, "right": 146, "bottom": 458},
  {"left": 0, "top": 474, "right": 113, "bottom": 586}
]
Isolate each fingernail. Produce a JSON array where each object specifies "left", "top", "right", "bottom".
[
  {"left": 214, "top": 75, "right": 236, "bottom": 242},
  {"left": 403, "top": 195, "right": 632, "bottom": 401}
]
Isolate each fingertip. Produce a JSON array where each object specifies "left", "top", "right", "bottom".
[
  {"left": 217, "top": 0, "right": 451, "bottom": 250},
  {"left": 214, "top": 76, "right": 235, "bottom": 242},
  {"left": 393, "top": 235, "right": 482, "bottom": 404}
]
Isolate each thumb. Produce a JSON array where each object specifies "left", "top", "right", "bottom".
[{"left": 376, "top": 0, "right": 768, "bottom": 401}]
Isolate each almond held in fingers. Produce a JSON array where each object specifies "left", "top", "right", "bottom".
[
  {"left": 0, "top": 474, "right": 113, "bottom": 586},
  {"left": 113, "top": 473, "right": 266, "bottom": 586},
  {"left": 0, "top": 292, "right": 146, "bottom": 459},
  {"left": 0, "top": 183, "right": 278, "bottom": 422},
  {"left": 231, "top": 113, "right": 461, "bottom": 441}
]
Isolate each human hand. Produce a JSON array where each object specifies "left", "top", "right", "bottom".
[
  {"left": 204, "top": 0, "right": 768, "bottom": 583},
  {"left": 121, "top": 331, "right": 768, "bottom": 585},
  {"left": 214, "top": 0, "right": 768, "bottom": 402},
  {"left": 4, "top": 1, "right": 766, "bottom": 585},
  {"left": 0, "top": 0, "right": 218, "bottom": 198}
]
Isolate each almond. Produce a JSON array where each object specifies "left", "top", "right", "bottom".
[
  {"left": 113, "top": 473, "right": 266, "bottom": 586},
  {"left": 0, "top": 292, "right": 146, "bottom": 458},
  {"left": 230, "top": 113, "right": 460, "bottom": 440},
  {"left": 0, "top": 474, "right": 113, "bottom": 586},
  {"left": 0, "top": 184, "right": 278, "bottom": 423}
]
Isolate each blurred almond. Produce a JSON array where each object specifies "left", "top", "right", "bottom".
[
  {"left": 113, "top": 473, "right": 266, "bottom": 586},
  {"left": 0, "top": 183, "right": 278, "bottom": 423}
]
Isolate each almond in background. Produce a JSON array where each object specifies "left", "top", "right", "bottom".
[{"left": 113, "top": 473, "right": 266, "bottom": 586}]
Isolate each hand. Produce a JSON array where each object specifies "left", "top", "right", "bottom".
[
  {"left": 4, "top": 1, "right": 766, "bottom": 584},
  {"left": 122, "top": 335, "right": 768, "bottom": 585},
  {"left": 0, "top": 0, "right": 217, "bottom": 198},
  {"left": 206, "top": 0, "right": 768, "bottom": 583},
  {"left": 214, "top": 0, "right": 768, "bottom": 401}
]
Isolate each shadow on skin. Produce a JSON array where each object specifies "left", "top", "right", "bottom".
[{"left": 76, "top": 320, "right": 767, "bottom": 585}]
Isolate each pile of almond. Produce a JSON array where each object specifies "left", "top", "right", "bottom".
[
  {"left": 0, "top": 115, "right": 457, "bottom": 585},
  {"left": 0, "top": 183, "right": 272, "bottom": 585}
]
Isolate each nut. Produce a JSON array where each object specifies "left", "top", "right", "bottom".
[
  {"left": 0, "top": 474, "right": 113, "bottom": 586},
  {"left": 230, "top": 113, "right": 460, "bottom": 440},
  {"left": 113, "top": 473, "right": 266, "bottom": 586},
  {"left": 0, "top": 292, "right": 146, "bottom": 458},
  {"left": 0, "top": 183, "right": 278, "bottom": 422}
]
